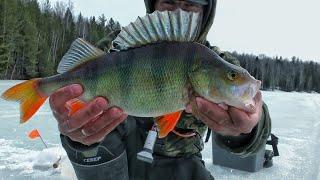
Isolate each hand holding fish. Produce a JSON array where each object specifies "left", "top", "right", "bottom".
[
  {"left": 49, "top": 84, "right": 127, "bottom": 146},
  {"left": 186, "top": 91, "right": 263, "bottom": 136}
]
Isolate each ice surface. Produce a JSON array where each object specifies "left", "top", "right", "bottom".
[
  {"left": 0, "top": 81, "right": 319, "bottom": 180},
  {"left": 203, "top": 91, "right": 320, "bottom": 180}
]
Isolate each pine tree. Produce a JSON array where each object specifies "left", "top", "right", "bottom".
[
  {"left": 2, "top": 0, "right": 21, "bottom": 79},
  {"left": 22, "top": 11, "right": 39, "bottom": 78},
  {"left": 89, "top": 16, "right": 99, "bottom": 43}
]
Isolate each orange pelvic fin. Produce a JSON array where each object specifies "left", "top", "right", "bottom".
[
  {"left": 66, "top": 98, "right": 86, "bottom": 116},
  {"left": 155, "top": 111, "right": 183, "bottom": 138},
  {"left": 1, "top": 79, "right": 47, "bottom": 123}
]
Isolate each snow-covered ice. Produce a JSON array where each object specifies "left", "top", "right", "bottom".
[{"left": 0, "top": 81, "right": 319, "bottom": 180}]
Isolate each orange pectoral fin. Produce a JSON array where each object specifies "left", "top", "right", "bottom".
[
  {"left": 66, "top": 99, "right": 86, "bottom": 116},
  {"left": 155, "top": 111, "right": 183, "bottom": 138}
]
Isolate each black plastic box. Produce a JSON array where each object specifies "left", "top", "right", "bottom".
[{"left": 211, "top": 134, "right": 266, "bottom": 172}]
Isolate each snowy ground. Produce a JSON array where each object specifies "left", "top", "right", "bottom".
[
  {"left": 0, "top": 80, "right": 319, "bottom": 180},
  {"left": 204, "top": 89, "right": 320, "bottom": 180}
]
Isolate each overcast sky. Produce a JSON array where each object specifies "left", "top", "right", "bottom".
[{"left": 45, "top": 0, "right": 320, "bottom": 62}]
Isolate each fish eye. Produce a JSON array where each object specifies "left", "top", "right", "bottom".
[{"left": 227, "top": 71, "right": 238, "bottom": 81}]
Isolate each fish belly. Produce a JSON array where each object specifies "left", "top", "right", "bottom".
[{"left": 91, "top": 58, "right": 189, "bottom": 117}]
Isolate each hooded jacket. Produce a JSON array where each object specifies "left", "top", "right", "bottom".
[{"left": 143, "top": 0, "right": 272, "bottom": 158}]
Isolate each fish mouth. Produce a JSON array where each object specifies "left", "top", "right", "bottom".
[
  {"left": 234, "top": 79, "right": 261, "bottom": 100},
  {"left": 247, "top": 79, "right": 261, "bottom": 99},
  {"left": 242, "top": 79, "right": 261, "bottom": 112},
  {"left": 228, "top": 79, "right": 261, "bottom": 112}
]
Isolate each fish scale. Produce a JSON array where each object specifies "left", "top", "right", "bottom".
[{"left": 78, "top": 42, "right": 195, "bottom": 117}]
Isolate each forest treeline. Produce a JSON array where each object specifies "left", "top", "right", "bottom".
[
  {"left": 225, "top": 52, "right": 320, "bottom": 93},
  {"left": 0, "top": 0, "right": 319, "bottom": 93},
  {"left": 0, "top": 0, "right": 120, "bottom": 79}
]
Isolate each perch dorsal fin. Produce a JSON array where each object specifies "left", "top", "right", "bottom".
[
  {"left": 57, "top": 38, "right": 106, "bottom": 73},
  {"left": 114, "top": 9, "right": 201, "bottom": 50}
]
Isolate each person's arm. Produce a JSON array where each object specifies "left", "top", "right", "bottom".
[
  {"left": 60, "top": 129, "right": 129, "bottom": 180},
  {"left": 213, "top": 103, "right": 271, "bottom": 157},
  {"left": 188, "top": 46, "right": 272, "bottom": 157},
  {"left": 49, "top": 85, "right": 130, "bottom": 179},
  {"left": 186, "top": 88, "right": 271, "bottom": 157}
]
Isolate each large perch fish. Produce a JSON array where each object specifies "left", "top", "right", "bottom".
[{"left": 1, "top": 10, "right": 261, "bottom": 138}]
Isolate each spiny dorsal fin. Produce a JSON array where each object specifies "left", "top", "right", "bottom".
[
  {"left": 114, "top": 9, "right": 201, "bottom": 50},
  {"left": 57, "top": 38, "right": 106, "bottom": 74}
]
